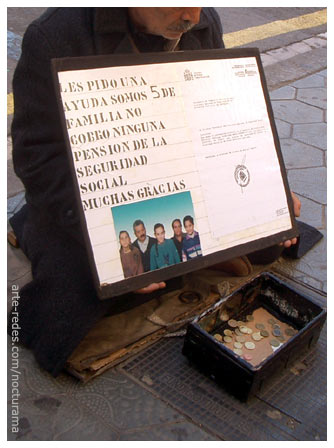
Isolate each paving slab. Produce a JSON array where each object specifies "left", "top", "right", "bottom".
[
  {"left": 292, "top": 122, "right": 326, "bottom": 150},
  {"left": 270, "top": 86, "right": 296, "bottom": 100},
  {"left": 8, "top": 393, "right": 121, "bottom": 441},
  {"left": 260, "top": 52, "right": 278, "bottom": 67},
  {"left": 275, "top": 119, "right": 292, "bottom": 139},
  {"left": 7, "top": 30, "right": 22, "bottom": 61},
  {"left": 295, "top": 230, "right": 326, "bottom": 283},
  {"left": 296, "top": 87, "right": 326, "bottom": 109},
  {"left": 117, "top": 421, "right": 217, "bottom": 441},
  {"left": 277, "top": 231, "right": 327, "bottom": 288},
  {"left": 7, "top": 168, "right": 25, "bottom": 203},
  {"left": 266, "top": 46, "right": 303, "bottom": 62},
  {"left": 7, "top": 244, "right": 31, "bottom": 285},
  {"left": 276, "top": 265, "right": 324, "bottom": 292},
  {"left": 291, "top": 73, "right": 326, "bottom": 88},
  {"left": 8, "top": 342, "right": 216, "bottom": 441},
  {"left": 264, "top": 47, "right": 327, "bottom": 90},
  {"left": 271, "top": 99, "right": 323, "bottom": 124},
  {"left": 280, "top": 138, "right": 324, "bottom": 169},
  {"left": 7, "top": 191, "right": 25, "bottom": 215},
  {"left": 296, "top": 196, "right": 325, "bottom": 229},
  {"left": 237, "top": 24, "right": 327, "bottom": 54},
  {"left": 303, "top": 36, "right": 327, "bottom": 49},
  {"left": 316, "top": 69, "right": 327, "bottom": 77},
  {"left": 287, "top": 167, "right": 326, "bottom": 204}
]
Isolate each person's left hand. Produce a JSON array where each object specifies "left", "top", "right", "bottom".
[
  {"left": 135, "top": 282, "right": 166, "bottom": 294},
  {"left": 280, "top": 191, "right": 301, "bottom": 248}
]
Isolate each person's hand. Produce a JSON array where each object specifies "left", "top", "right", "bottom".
[
  {"left": 291, "top": 191, "right": 301, "bottom": 218},
  {"left": 135, "top": 282, "right": 166, "bottom": 294},
  {"left": 280, "top": 192, "right": 301, "bottom": 248}
]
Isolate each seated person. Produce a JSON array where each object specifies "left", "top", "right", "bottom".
[
  {"left": 8, "top": 7, "right": 300, "bottom": 377},
  {"left": 150, "top": 223, "right": 181, "bottom": 270},
  {"left": 119, "top": 230, "right": 144, "bottom": 278},
  {"left": 182, "top": 215, "right": 202, "bottom": 261},
  {"left": 132, "top": 219, "right": 156, "bottom": 272},
  {"left": 171, "top": 218, "right": 187, "bottom": 260}
]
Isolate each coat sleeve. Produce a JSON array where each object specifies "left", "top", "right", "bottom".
[
  {"left": 11, "top": 23, "right": 82, "bottom": 243},
  {"left": 204, "top": 7, "right": 225, "bottom": 49}
]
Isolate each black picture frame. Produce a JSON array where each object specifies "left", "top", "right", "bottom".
[{"left": 52, "top": 48, "right": 298, "bottom": 300}]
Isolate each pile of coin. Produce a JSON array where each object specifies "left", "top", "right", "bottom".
[{"left": 212, "top": 312, "right": 298, "bottom": 362}]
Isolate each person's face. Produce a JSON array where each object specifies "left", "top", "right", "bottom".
[
  {"left": 172, "top": 220, "right": 182, "bottom": 237},
  {"left": 128, "top": 7, "right": 202, "bottom": 40},
  {"left": 120, "top": 232, "right": 131, "bottom": 249},
  {"left": 134, "top": 224, "right": 147, "bottom": 242},
  {"left": 154, "top": 226, "right": 166, "bottom": 244},
  {"left": 184, "top": 220, "right": 194, "bottom": 235}
]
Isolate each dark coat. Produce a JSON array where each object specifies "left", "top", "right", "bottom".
[
  {"left": 11, "top": 7, "right": 224, "bottom": 242},
  {"left": 9, "top": 7, "right": 224, "bottom": 376},
  {"left": 132, "top": 236, "right": 157, "bottom": 272}
]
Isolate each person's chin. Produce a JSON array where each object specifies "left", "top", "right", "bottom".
[{"left": 163, "top": 30, "right": 183, "bottom": 39}]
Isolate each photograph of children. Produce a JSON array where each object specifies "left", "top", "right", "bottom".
[
  {"left": 150, "top": 223, "right": 180, "bottom": 270},
  {"left": 111, "top": 191, "right": 198, "bottom": 279},
  {"left": 118, "top": 230, "right": 144, "bottom": 278},
  {"left": 182, "top": 215, "right": 203, "bottom": 261}
]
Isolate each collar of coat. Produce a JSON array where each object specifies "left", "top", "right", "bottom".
[
  {"left": 94, "top": 7, "right": 210, "bottom": 35},
  {"left": 92, "top": 7, "right": 212, "bottom": 56}
]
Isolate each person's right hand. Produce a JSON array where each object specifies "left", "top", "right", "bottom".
[{"left": 135, "top": 282, "right": 166, "bottom": 294}]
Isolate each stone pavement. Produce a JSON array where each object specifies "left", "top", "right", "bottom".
[{"left": 7, "top": 70, "right": 326, "bottom": 440}]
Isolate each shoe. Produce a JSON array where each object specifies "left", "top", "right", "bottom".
[
  {"left": 211, "top": 256, "right": 253, "bottom": 277},
  {"left": 283, "top": 220, "right": 323, "bottom": 259}
]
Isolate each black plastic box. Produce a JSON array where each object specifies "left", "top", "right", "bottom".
[{"left": 182, "top": 272, "right": 326, "bottom": 401}]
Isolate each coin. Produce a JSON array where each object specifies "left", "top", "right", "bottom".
[
  {"left": 240, "top": 326, "right": 249, "bottom": 334},
  {"left": 235, "top": 335, "right": 246, "bottom": 343},
  {"left": 233, "top": 348, "right": 243, "bottom": 356},
  {"left": 235, "top": 328, "right": 242, "bottom": 336},
  {"left": 243, "top": 354, "right": 253, "bottom": 361},
  {"left": 237, "top": 321, "right": 245, "bottom": 327},
  {"left": 224, "top": 336, "right": 233, "bottom": 343},
  {"left": 285, "top": 328, "right": 297, "bottom": 336},
  {"left": 270, "top": 339, "right": 280, "bottom": 347},
  {"left": 228, "top": 319, "right": 238, "bottom": 328},
  {"left": 214, "top": 334, "right": 222, "bottom": 341},
  {"left": 273, "top": 323, "right": 281, "bottom": 330},
  {"left": 246, "top": 315, "right": 254, "bottom": 322},
  {"left": 277, "top": 335, "right": 285, "bottom": 342},
  {"left": 245, "top": 341, "right": 256, "bottom": 350},
  {"left": 234, "top": 342, "right": 243, "bottom": 349},
  {"left": 252, "top": 332, "right": 262, "bottom": 341},
  {"left": 268, "top": 318, "right": 276, "bottom": 325},
  {"left": 255, "top": 323, "right": 265, "bottom": 330},
  {"left": 272, "top": 328, "right": 282, "bottom": 337},
  {"left": 246, "top": 327, "right": 253, "bottom": 334},
  {"left": 224, "top": 329, "right": 233, "bottom": 336},
  {"left": 260, "top": 329, "right": 269, "bottom": 337}
]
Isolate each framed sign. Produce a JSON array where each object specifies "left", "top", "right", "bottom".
[{"left": 52, "top": 48, "right": 298, "bottom": 299}]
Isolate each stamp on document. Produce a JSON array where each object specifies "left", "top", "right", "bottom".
[{"left": 234, "top": 164, "right": 250, "bottom": 188}]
